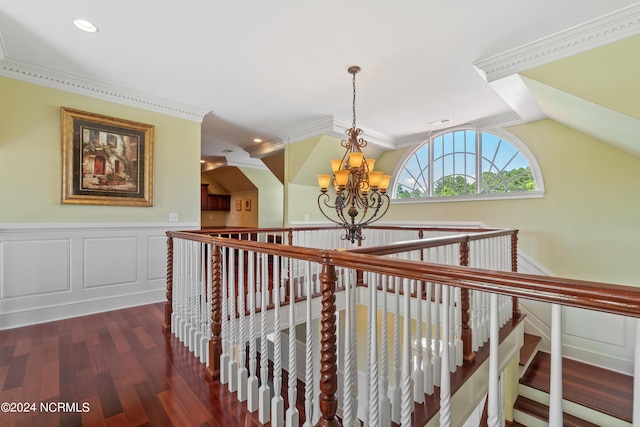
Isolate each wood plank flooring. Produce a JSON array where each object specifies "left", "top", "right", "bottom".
[
  {"left": 519, "top": 350, "right": 633, "bottom": 423},
  {"left": 0, "top": 303, "right": 528, "bottom": 427},
  {"left": 0, "top": 303, "right": 303, "bottom": 427}
]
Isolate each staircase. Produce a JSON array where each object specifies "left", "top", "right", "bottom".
[{"left": 511, "top": 333, "right": 633, "bottom": 426}]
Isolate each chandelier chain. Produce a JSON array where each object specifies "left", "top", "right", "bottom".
[{"left": 352, "top": 71, "right": 357, "bottom": 129}]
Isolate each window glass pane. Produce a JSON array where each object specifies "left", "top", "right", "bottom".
[
  {"left": 480, "top": 131, "right": 534, "bottom": 193},
  {"left": 393, "top": 129, "right": 536, "bottom": 199}
]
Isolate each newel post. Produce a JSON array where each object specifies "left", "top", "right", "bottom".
[
  {"left": 162, "top": 234, "right": 173, "bottom": 333},
  {"left": 315, "top": 254, "right": 342, "bottom": 427},
  {"left": 460, "top": 237, "right": 475, "bottom": 364},
  {"left": 206, "top": 244, "right": 223, "bottom": 381},
  {"left": 511, "top": 231, "right": 521, "bottom": 317}
]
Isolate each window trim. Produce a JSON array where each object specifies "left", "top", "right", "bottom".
[{"left": 391, "top": 127, "right": 545, "bottom": 201}]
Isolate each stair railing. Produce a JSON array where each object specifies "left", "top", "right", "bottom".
[{"left": 164, "top": 226, "right": 640, "bottom": 426}]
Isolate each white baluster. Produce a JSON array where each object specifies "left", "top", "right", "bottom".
[
  {"left": 454, "top": 286, "right": 463, "bottom": 367},
  {"left": 343, "top": 267, "right": 356, "bottom": 426},
  {"left": 227, "top": 248, "right": 238, "bottom": 393},
  {"left": 380, "top": 275, "right": 391, "bottom": 427},
  {"left": 391, "top": 277, "right": 402, "bottom": 424},
  {"left": 258, "top": 253, "right": 271, "bottom": 424},
  {"left": 303, "top": 261, "right": 315, "bottom": 427},
  {"left": 487, "top": 292, "right": 500, "bottom": 427},
  {"left": 471, "top": 290, "right": 479, "bottom": 352},
  {"left": 400, "top": 278, "right": 413, "bottom": 426},
  {"left": 220, "top": 246, "right": 229, "bottom": 385},
  {"left": 414, "top": 280, "right": 424, "bottom": 404},
  {"left": 247, "top": 251, "right": 259, "bottom": 412},
  {"left": 204, "top": 243, "right": 213, "bottom": 366},
  {"left": 368, "top": 273, "right": 380, "bottom": 427},
  {"left": 439, "top": 284, "right": 451, "bottom": 427},
  {"left": 424, "top": 282, "right": 434, "bottom": 395},
  {"left": 255, "top": 253, "right": 262, "bottom": 310},
  {"left": 286, "top": 258, "right": 299, "bottom": 427},
  {"left": 349, "top": 269, "right": 358, "bottom": 422},
  {"left": 433, "top": 283, "right": 442, "bottom": 387},
  {"left": 237, "top": 249, "right": 248, "bottom": 402},
  {"left": 271, "top": 255, "right": 284, "bottom": 427},
  {"left": 549, "top": 303, "right": 563, "bottom": 425},
  {"left": 448, "top": 286, "right": 456, "bottom": 373}
]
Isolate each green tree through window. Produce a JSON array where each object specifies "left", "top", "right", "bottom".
[{"left": 395, "top": 129, "right": 537, "bottom": 199}]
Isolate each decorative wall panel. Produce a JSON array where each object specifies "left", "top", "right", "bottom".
[
  {"left": 83, "top": 237, "right": 138, "bottom": 288},
  {"left": 0, "top": 239, "right": 70, "bottom": 298}
]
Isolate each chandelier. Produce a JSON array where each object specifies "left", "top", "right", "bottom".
[{"left": 317, "top": 66, "right": 391, "bottom": 243}]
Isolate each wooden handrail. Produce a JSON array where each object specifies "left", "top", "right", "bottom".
[
  {"left": 345, "top": 229, "right": 516, "bottom": 256},
  {"left": 326, "top": 250, "right": 640, "bottom": 318}
]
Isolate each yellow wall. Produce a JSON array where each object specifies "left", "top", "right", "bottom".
[
  {"left": 283, "top": 118, "right": 640, "bottom": 286},
  {"left": 240, "top": 167, "right": 284, "bottom": 228},
  {"left": 0, "top": 77, "right": 201, "bottom": 224},
  {"left": 227, "top": 190, "right": 259, "bottom": 227},
  {"left": 385, "top": 119, "right": 640, "bottom": 286}
]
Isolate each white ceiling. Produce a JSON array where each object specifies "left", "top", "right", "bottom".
[{"left": 1, "top": 1, "right": 639, "bottom": 163}]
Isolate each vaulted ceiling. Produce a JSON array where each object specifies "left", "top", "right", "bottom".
[{"left": 1, "top": 1, "right": 639, "bottom": 168}]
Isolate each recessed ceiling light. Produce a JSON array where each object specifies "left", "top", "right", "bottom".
[
  {"left": 73, "top": 18, "right": 98, "bottom": 33},
  {"left": 253, "top": 138, "right": 262, "bottom": 143},
  {"left": 200, "top": 160, "right": 205, "bottom": 163}
]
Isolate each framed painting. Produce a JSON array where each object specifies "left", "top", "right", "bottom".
[
  {"left": 235, "top": 199, "right": 242, "bottom": 211},
  {"left": 61, "top": 107, "right": 154, "bottom": 206},
  {"left": 244, "top": 199, "right": 252, "bottom": 211}
]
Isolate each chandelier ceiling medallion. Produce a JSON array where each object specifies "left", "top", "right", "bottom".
[{"left": 317, "top": 66, "right": 391, "bottom": 244}]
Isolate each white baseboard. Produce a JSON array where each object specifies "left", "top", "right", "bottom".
[{"left": 1, "top": 289, "right": 165, "bottom": 330}]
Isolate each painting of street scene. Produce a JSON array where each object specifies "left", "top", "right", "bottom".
[
  {"left": 81, "top": 128, "right": 139, "bottom": 192},
  {"left": 61, "top": 107, "right": 153, "bottom": 206}
]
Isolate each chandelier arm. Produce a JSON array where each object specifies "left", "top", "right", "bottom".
[{"left": 317, "top": 193, "right": 345, "bottom": 227}]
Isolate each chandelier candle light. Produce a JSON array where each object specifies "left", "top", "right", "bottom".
[{"left": 317, "top": 66, "right": 392, "bottom": 243}]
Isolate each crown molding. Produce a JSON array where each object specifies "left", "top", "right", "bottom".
[
  {"left": 395, "top": 131, "right": 432, "bottom": 148},
  {"left": 0, "top": 33, "right": 6, "bottom": 61},
  {"left": 0, "top": 58, "right": 210, "bottom": 122},
  {"left": 474, "top": 3, "right": 640, "bottom": 82},
  {"left": 225, "top": 156, "right": 269, "bottom": 170},
  {"left": 277, "top": 115, "right": 396, "bottom": 149},
  {"left": 245, "top": 140, "right": 285, "bottom": 158},
  {"left": 469, "top": 112, "right": 524, "bottom": 129}
]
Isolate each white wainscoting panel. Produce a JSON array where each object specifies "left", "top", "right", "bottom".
[
  {"left": 84, "top": 237, "right": 138, "bottom": 288},
  {"left": 147, "top": 235, "right": 168, "bottom": 281},
  {"left": 0, "top": 222, "right": 197, "bottom": 330},
  {"left": 1, "top": 239, "right": 71, "bottom": 298},
  {"left": 518, "top": 250, "right": 635, "bottom": 374}
]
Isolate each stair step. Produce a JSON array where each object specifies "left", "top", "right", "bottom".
[
  {"left": 519, "top": 351, "right": 633, "bottom": 425},
  {"left": 514, "top": 396, "right": 601, "bottom": 427},
  {"left": 519, "top": 333, "right": 541, "bottom": 377}
]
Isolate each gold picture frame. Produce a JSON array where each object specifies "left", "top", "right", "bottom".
[
  {"left": 61, "top": 107, "right": 154, "bottom": 206},
  {"left": 244, "top": 199, "right": 252, "bottom": 211},
  {"left": 235, "top": 199, "right": 242, "bottom": 211}
]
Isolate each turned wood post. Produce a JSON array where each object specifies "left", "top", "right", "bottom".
[
  {"left": 162, "top": 234, "right": 173, "bottom": 333},
  {"left": 511, "top": 231, "right": 521, "bottom": 317},
  {"left": 315, "top": 255, "right": 342, "bottom": 427},
  {"left": 206, "top": 244, "right": 223, "bottom": 381},
  {"left": 460, "top": 237, "right": 475, "bottom": 364}
]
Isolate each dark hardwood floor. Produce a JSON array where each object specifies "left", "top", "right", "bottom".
[
  {"left": 0, "top": 303, "right": 304, "bottom": 427},
  {"left": 519, "top": 350, "right": 633, "bottom": 423}
]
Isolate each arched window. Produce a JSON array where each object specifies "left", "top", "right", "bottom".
[{"left": 394, "top": 128, "right": 544, "bottom": 200}]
